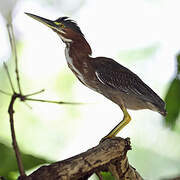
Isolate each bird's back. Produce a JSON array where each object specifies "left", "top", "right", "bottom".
[{"left": 91, "top": 57, "right": 166, "bottom": 116}]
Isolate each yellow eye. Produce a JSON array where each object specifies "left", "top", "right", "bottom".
[
  {"left": 60, "top": 23, "right": 65, "bottom": 28},
  {"left": 54, "top": 21, "right": 65, "bottom": 28}
]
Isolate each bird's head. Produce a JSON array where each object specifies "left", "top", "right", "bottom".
[{"left": 25, "top": 13, "right": 84, "bottom": 43}]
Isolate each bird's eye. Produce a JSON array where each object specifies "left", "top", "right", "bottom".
[
  {"left": 60, "top": 23, "right": 65, "bottom": 28},
  {"left": 54, "top": 21, "right": 65, "bottom": 28}
]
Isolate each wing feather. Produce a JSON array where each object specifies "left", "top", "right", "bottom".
[{"left": 92, "top": 57, "right": 164, "bottom": 107}]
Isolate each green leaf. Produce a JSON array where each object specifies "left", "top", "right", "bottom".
[
  {"left": 0, "top": 142, "right": 51, "bottom": 180},
  {"left": 165, "top": 78, "right": 180, "bottom": 128},
  {"left": 176, "top": 54, "right": 180, "bottom": 74},
  {"left": 101, "top": 172, "right": 115, "bottom": 180}
]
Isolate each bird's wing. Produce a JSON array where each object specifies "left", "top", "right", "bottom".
[{"left": 93, "top": 57, "right": 164, "bottom": 106}]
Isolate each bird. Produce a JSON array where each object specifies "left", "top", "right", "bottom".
[{"left": 25, "top": 13, "right": 167, "bottom": 141}]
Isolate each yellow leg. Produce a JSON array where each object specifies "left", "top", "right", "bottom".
[{"left": 100, "top": 105, "right": 131, "bottom": 142}]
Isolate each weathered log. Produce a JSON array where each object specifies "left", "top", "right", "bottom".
[{"left": 19, "top": 137, "right": 143, "bottom": 180}]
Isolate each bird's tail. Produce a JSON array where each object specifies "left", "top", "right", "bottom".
[{"left": 159, "top": 109, "right": 167, "bottom": 117}]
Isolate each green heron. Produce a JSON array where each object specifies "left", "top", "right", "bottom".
[{"left": 25, "top": 13, "right": 167, "bottom": 140}]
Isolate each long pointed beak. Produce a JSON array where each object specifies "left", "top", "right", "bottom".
[{"left": 25, "top": 12, "right": 56, "bottom": 29}]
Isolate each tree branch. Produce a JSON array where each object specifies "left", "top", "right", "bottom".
[
  {"left": 21, "top": 137, "right": 143, "bottom": 180},
  {"left": 3, "top": 62, "right": 15, "bottom": 93},
  {"left": 7, "top": 23, "right": 22, "bottom": 94},
  {"left": 8, "top": 94, "right": 26, "bottom": 177},
  {"left": 24, "top": 97, "right": 84, "bottom": 105}
]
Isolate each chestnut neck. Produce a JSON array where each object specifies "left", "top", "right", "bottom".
[{"left": 66, "top": 36, "right": 92, "bottom": 59}]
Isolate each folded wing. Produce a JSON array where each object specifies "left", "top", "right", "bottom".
[{"left": 92, "top": 57, "right": 165, "bottom": 109}]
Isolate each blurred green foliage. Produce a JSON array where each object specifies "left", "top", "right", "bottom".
[
  {"left": 0, "top": 142, "right": 51, "bottom": 180},
  {"left": 165, "top": 54, "right": 180, "bottom": 129},
  {"left": 101, "top": 172, "right": 115, "bottom": 180},
  {"left": 118, "top": 44, "right": 159, "bottom": 62}
]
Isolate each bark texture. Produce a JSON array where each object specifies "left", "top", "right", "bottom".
[{"left": 19, "top": 137, "right": 143, "bottom": 180}]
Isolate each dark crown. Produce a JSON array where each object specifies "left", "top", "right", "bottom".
[{"left": 55, "top": 17, "right": 84, "bottom": 36}]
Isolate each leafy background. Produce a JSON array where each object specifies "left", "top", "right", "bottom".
[{"left": 0, "top": 0, "right": 180, "bottom": 179}]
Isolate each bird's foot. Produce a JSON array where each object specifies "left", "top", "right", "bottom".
[{"left": 99, "top": 135, "right": 114, "bottom": 144}]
